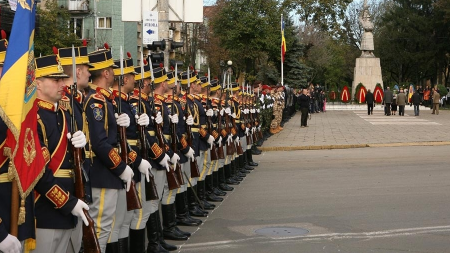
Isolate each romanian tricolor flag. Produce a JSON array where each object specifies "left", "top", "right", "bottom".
[
  {"left": 0, "top": 0, "right": 46, "bottom": 217},
  {"left": 408, "top": 84, "right": 415, "bottom": 103},
  {"left": 281, "top": 18, "right": 286, "bottom": 62}
]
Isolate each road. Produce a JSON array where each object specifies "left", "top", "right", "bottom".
[{"left": 174, "top": 146, "right": 450, "bottom": 253}]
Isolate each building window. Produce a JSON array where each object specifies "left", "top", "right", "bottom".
[
  {"left": 70, "top": 18, "right": 83, "bottom": 38},
  {"left": 97, "top": 17, "right": 112, "bottom": 29}
]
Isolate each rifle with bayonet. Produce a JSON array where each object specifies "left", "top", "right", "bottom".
[
  {"left": 70, "top": 45, "right": 101, "bottom": 253},
  {"left": 206, "top": 69, "right": 218, "bottom": 161},
  {"left": 216, "top": 83, "right": 225, "bottom": 160},
  {"left": 243, "top": 89, "right": 253, "bottom": 146},
  {"left": 148, "top": 59, "right": 180, "bottom": 190},
  {"left": 184, "top": 68, "right": 201, "bottom": 178},
  {"left": 117, "top": 47, "right": 142, "bottom": 211},
  {"left": 230, "top": 81, "right": 243, "bottom": 155},
  {"left": 223, "top": 72, "right": 235, "bottom": 156},
  {"left": 137, "top": 53, "right": 158, "bottom": 201},
  {"left": 170, "top": 65, "right": 184, "bottom": 186}
]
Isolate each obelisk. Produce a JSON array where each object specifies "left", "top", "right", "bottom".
[{"left": 352, "top": 0, "right": 383, "bottom": 97}]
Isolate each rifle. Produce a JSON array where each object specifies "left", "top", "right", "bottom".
[
  {"left": 185, "top": 68, "right": 201, "bottom": 177},
  {"left": 137, "top": 53, "right": 158, "bottom": 201},
  {"left": 230, "top": 83, "right": 244, "bottom": 155},
  {"left": 255, "top": 89, "right": 264, "bottom": 140},
  {"left": 170, "top": 65, "right": 184, "bottom": 186},
  {"left": 223, "top": 72, "right": 235, "bottom": 156},
  {"left": 243, "top": 88, "right": 253, "bottom": 146},
  {"left": 70, "top": 46, "right": 101, "bottom": 253},
  {"left": 216, "top": 84, "right": 225, "bottom": 160},
  {"left": 248, "top": 86, "right": 258, "bottom": 142},
  {"left": 206, "top": 68, "right": 218, "bottom": 161},
  {"left": 148, "top": 59, "right": 180, "bottom": 190},
  {"left": 117, "top": 47, "right": 142, "bottom": 211}
]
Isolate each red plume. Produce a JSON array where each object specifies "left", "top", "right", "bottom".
[
  {"left": 189, "top": 66, "right": 194, "bottom": 70},
  {"left": 104, "top": 43, "right": 109, "bottom": 49},
  {"left": 1, "top": 30, "right": 6, "bottom": 40},
  {"left": 143, "top": 59, "right": 148, "bottom": 65},
  {"left": 82, "top": 39, "right": 87, "bottom": 46},
  {"left": 52, "top": 46, "right": 58, "bottom": 55},
  {"left": 159, "top": 63, "right": 163, "bottom": 68},
  {"left": 205, "top": 73, "right": 208, "bottom": 77},
  {"left": 170, "top": 66, "right": 174, "bottom": 71},
  {"left": 127, "top": 52, "right": 131, "bottom": 58},
  {"left": 214, "top": 77, "right": 218, "bottom": 80}
]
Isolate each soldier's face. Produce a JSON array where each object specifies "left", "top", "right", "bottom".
[
  {"left": 123, "top": 73, "right": 135, "bottom": 93},
  {"left": 77, "top": 64, "right": 91, "bottom": 89},
  {"left": 142, "top": 78, "right": 152, "bottom": 94},
  {"left": 37, "top": 77, "right": 67, "bottom": 103}
]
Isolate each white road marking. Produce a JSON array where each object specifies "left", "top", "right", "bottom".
[
  {"left": 354, "top": 112, "right": 441, "bottom": 125},
  {"left": 180, "top": 225, "right": 450, "bottom": 251}
]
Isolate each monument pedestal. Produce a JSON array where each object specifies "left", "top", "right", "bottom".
[{"left": 352, "top": 57, "right": 383, "bottom": 97}]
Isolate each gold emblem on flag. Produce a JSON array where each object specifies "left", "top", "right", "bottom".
[
  {"left": 18, "top": 0, "right": 34, "bottom": 11},
  {"left": 23, "top": 128, "right": 36, "bottom": 166}
]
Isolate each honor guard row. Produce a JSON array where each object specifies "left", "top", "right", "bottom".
[{"left": 0, "top": 40, "right": 267, "bottom": 253}]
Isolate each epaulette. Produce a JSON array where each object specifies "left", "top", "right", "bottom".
[
  {"left": 36, "top": 99, "right": 56, "bottom": 112},
  {"left": 96, "top": 87, "right": 114, "bottom": 100},
  {"left": 193, "top": 94, "right": 201, "bottom": 100},
  {"left": 113, "top": 90, "right": 129, "bottom": 101},
  {"left": 173, "top": 95, "right": 180, "bottom": 102},
  {"left": 154, "top": 94, "right": 166, "bottom": 102},
  {"left": 59, "top": 95, "right": 71, "bottom": 112},
  {"left": 92, "top": 93, "right": 106, "bottom": 102},
  {"left": 129, "top": 94, "right": 140, "bottom": 100},
  {"left": 187, "top": 94, "right": 194, "bottom": 101}
]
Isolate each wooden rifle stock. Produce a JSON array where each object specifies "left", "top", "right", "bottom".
[
  {"left": 154, "top": 115, "right": 180, "bottom": 190},
  {"left": 206, "top": 109, "right": 218, "bottom": 161},
  {"left": 170, "top": 119, "right": 185, "bottom": 185},
  {"left": 138, "top": 124, "right": 158, "bottom": 201},
  {"left": 216, "top": 108, "right": 225, "bottom": 159},
  {"left": 231, "top": 117, "right": 244, "bottom": 155},
  {"left": 184, "top": 90, "right": 201, "bottom": 178},
  {"left": 72, "top": 147, "right": 101, "bottom": 253},
  {"left": 118, "top": 126, "right": 142, "bottom": 211}
]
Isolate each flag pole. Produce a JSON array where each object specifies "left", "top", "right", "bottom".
[{"left": 281, "top": 14, "right": 284, "bottom": 86}]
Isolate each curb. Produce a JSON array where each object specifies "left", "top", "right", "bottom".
[{"left": 260, "top": 141, "right": 450, "bottom": 152}]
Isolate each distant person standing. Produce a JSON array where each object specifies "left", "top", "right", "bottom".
[
  {"left": 411, "top": 90, "right": 421, "bottom": 116},
  {"left": 383, "top": 87, "right": 393, "bottom": 116},
  {"left": 298, "top": 89, "right": 311, "bottom": 128},
  {"left": 365, "top": 89, "right": 374, "bottom": 115},
  {"left": 432, "top": 88, "right": 440, "bottom": 115},
  {"left": 396, "top": 89, "right": 408, "bottom": 116}
]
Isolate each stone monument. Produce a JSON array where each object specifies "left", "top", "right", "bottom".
[{"left": 352, "top": 0, "right": 383, "bottom": 98}]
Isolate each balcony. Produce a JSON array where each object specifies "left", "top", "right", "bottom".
[{"left": 67, "top": 0, "right": 89, "bottom": 13}]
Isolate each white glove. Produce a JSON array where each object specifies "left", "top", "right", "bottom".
[
  {"left": 185, "top": 147, "right": 195, "bottom": 161},
  {"left": 170, "top": 114, "right": 179, "bottom": 124},
  {"left": 262, "top": 105, "right": 266, "bottom": 109},
  {"left": 67, "top": 131, "right": 86, "bottom": 148},
  {"left": 207, "top": 135, "right": 215, "bottom": 150},
  {"left": 0, "top": 234, "right": 21, "bottom": 253},
  {"left": 71, "top": 199, "right": 89, "bottom": 226},
  {"left": 206, "top": 109, "right": 214, "bottom": 117},
  {"left": 138, "top": 159, "right": 152, "bottom": 182},
  {"left": 227, "top": 135, "right": 232, "bottom": 145},
  {"left": 115, "top": 113, "right": 130, "bottom": 127},
  {"left": 244, "top": 109, "right": 249, "bottom": 114},
  {"left": 159, "top": 154, "right": 170, "bottom": 172},
  {"left": 259, "top": 96, "right": 264, "bottom": 103},
  {"left": 231, "top": 113, "right": 237, "bottom": 119},
  {"left": 257, "top": 109, "right": 260, "bottom": 113},
  {"left": 234, "top": 136, "right": 240, "bottom": 144},
  {"left": 251, "top": 109, "right": 255, "bottom": 113},
  {"left": 151, "top": 111, "right": 163, "bottom": 124},
  {"left": 119, "top": 165, "right": 134, "bottom": 192},
  {"left": 186, "top": 115, "right": 194, "bottom": 126},
  {"left": 220, "top": 108, "right": 225, "bottom": 116},
  {"left": 170, "top": 153, "right": 180, "bottom": 170},
  {"left": 136, "top": 113, "right": 150, "bottom": 127},
  {"left": 245, "top": 127, "right": 249, "bottom": 136},
  {"left": 252, "top": 127, "right": 256, "bottom": 134},
  {"left": 258, "top": 125, "right": 261, "bottom": 131},
  {"left": 225, "top": 108, "right": 231, "bottom": 115},
  {"left": 217, "top": 136, "right": 223, "bottom": 147}
]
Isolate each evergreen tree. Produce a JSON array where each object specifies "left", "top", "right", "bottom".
[{"left": 283, "top": 34, "right": 311, "bottom": 88}]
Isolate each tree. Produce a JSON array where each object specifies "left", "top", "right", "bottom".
[
  {"left": 283, "top": 27, "right": 311, "bottom": 88},
  {"left": 211, "top": 0, "right": 283, "bottom": 79},
  {"left": 35, "top": 0, "right": 80, "bottom": 56}
]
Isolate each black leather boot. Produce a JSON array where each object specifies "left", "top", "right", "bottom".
[
  {"left": 231, "top": 160, "right": 244, "bottom": 181},
  {"left": 252, "top": 145, "right": 262, "bottom": 155},
  {"left": 146, "top": 212, "right": 169, "bottom": 253},
  {"left": 162, "top": 204, "right": 189, "bottom": 240},
  {"left": 105, "top": 242, "right": 119, "bottom": 253},
  {"left": 176, "top": 192, "right": 202, "bottom": 226},
  {"left": 187, "top": 186, "right": 208, "bottom": 217},
  {"left": 130, "top": 229, "right": 146, "bottom": 253},
  {"left": 247, "top": 149, "right": 258, "bottom": 166},
  {"left": 155, "top": 211, "right": 178, "bottom": 251},
  {"left": 213, "top": 171, "right": 227, "bottom": 196},
  {"left": 118, "top": 237, "right": 129, "bottom": 253},
  {"left": 224, "top": 164, "right": 239, "bottom": 185},
  {"left": 243, "top": 152, "right": 255, "bottom": 170},
  {"left": 197, "top": 180, "right": 216, "bottom": 210},
  {"left": 205, "top": 175, "right": 223, "bottom": 202},
  {"left": 219, "top": 166, "right": 234, "bottom": 191}
]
